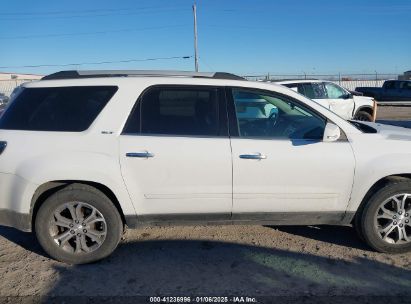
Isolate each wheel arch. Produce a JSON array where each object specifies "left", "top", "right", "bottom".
[
  {"left": 30, "top": 180, "right": 127, "bottom": 231},
  {"left": 355, "top": 106, "right": 373, "bottom": 115},
  {"left": 352, "top": 174, "right": 411, "bottom": 223}
]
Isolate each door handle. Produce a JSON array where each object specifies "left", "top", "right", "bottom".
[
  {"left": 126, "top": 151, "right": 155, "bottom": 158},
  {"left": 239, "top": 153, "right": 267, "bottom": 160}
]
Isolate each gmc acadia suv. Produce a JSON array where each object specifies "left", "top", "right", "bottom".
[{"left": 0, "top": 70, "right": 410, "bottom": 264}]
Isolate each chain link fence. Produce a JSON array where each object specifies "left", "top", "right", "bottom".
[
  {"left": 0, "top": 73, "right": 400, "bottom": 97},
  {"left": 243, "top": 73, "right": 398, "bottom": 91},
  {"left": 0, "top": 79, "right": 36, "bottom": 97}
]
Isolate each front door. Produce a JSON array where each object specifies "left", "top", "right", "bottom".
[
  {"left": 228, "top": 88, "right": 355, "bottom": 221},
  {"left": 119, "top": 85, "right": 232, "bottom": 219},
  {"left": 323, "top": 82, "right": 355, "bottom": 120}
]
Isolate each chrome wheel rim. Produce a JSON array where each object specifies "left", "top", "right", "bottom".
[
  {"left": 375, "top": 193, "right": 411, "bottom": 244},
  {"left": 49, "top": 202, "right": 107, "bottom": 254}
]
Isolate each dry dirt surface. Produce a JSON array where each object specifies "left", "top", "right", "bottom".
[
  {"left": 377, "top": 105, "right": 411, "bottom": 120},
  {"left": 0, "top": 224, "right": 410, "bottom": 303}
]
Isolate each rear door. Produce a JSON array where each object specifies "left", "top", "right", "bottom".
[
  {"left": 119, "top": 85, "right": 233, "bottom": 219},
  {"left": 323, "top": 82, "right": 354, "bottom": 119},
  {"left": 401, "top": 82, "right": 411, "bottom": 101}
]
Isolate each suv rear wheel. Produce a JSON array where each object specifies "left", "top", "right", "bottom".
[
  {"left": 35, "top": 184, "right": 123, "bottom": 264},
  {"left": 357, "top": 182, "right": 411, "bottom": 253}
]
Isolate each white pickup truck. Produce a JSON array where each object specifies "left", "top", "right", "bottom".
[{"left": 277, "top": 80, "right": 377, "bottom": 121}]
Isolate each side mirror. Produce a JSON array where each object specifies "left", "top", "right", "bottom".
[
  {"left": 323, "top": 122, "right": 341, "bottom": 142},
  {"left": 342, "top": 93, "right": 353, "bottom": 99}
]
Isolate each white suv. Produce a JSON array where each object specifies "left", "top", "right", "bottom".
[
  {"left": 277, "top": 80, "right": 377, "bottom": 121},
  {"left": 0, "top": 70, "right": 410, "bottom": 264}
]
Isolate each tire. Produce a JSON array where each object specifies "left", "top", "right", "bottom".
[
  {"left": 35, "top": 183, "right": 123, "bottom": 264},
  {"left": 354, "top": 110, "right": 373, "bottom": 122},
  {"left": 357, "top": 181, "right": 411, "bottom": 253}
]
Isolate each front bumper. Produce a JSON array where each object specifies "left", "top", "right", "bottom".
[{"left": 0, "top": 173, "right": 37, "bottom": 232}]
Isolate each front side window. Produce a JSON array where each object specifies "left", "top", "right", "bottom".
[
  {"left": 384, "top": 81, "right": 396, "bottom": 89},
  {"left": 283, "top": 83, "right": 305, "bottom": 95},
  {"left": 232, "top": 88, "right": 326, "bottom": 140},
  {"left": 301, "top": 83, "right": 328, "bottom": 99},
  {"left": 0, "top": 86, "right": 118, "bottom": 131},
  {"left": 324, "top": 82, "right": 347, "bottom": 99},
  {"left": 124, "top": 86, "right": 221, "bottom": 136}
]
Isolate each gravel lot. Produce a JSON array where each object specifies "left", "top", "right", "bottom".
[
  {"left": 0, "top": 105, "right": 411, "bottom": 303},
  {"left": 0, "top": 225, "right": 410, "bottom": 302}
]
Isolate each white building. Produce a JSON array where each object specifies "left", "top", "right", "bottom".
[{"left": 0, "top": 72, "right": 43, "bottom": 80}]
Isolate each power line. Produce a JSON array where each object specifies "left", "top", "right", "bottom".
[
  {"left": 0, "top": 25, "right": 188, "bottom": 40},
  {"left": 0, "top": 56, "right": 192, "bottom": 69},
  {"left": 0, "top": 5, "right": 186, "bottom": 16},
  {"left": 0, "top": 7, "right": 187, "bottom": 21}
]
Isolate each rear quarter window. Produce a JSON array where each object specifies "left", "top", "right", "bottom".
[{"left": 0, "top": 86, "right": 118, "bottom": 132}]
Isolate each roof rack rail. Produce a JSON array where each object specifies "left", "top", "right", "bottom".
[{"left": 42, "top": 70, "right": 245, "bottom": 81}]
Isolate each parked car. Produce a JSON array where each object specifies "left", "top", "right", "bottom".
[
  {"left": 1, "top": 70, "right": 411, "bottom": 264},
  {"left": 356, "top": 80, "right": 411, "bottom": 102},
  {"left": 0, "top": 93, "right": 9, "bottom": 106},
  {"left": 277, "top": 80, "right": 377, "bottom": 121}
]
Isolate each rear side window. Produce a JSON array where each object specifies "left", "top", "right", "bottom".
[
  {"left": 0, "top": 86, "right": 117, "bottom": 131},
  {"left": 124, "top": 86, "right": 221, "bottom": 136}
]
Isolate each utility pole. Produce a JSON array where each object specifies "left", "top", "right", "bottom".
[{"left": 193, "top": 2, "right": 199, "bottom": 72}]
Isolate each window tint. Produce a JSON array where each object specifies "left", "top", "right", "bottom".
[
  {"left": 301, "top": 83, "right": 328, "bottom": 99},
  {"left": 324, "top": 82, "right": 347, "bottom": 99},
  {"left": 124, "top": 86, "right": 220, "bottom": 136},
  {"left": 0, "top": 86, "right": 117, "bottom": 131},
  {"left": 384, "top": 81, "right": 396, "bottom": 89},
  {"left": 232, "top": 89, "right": 326, "bottom": 140},
  {"left": 399, "top": 81, "right": 411, "bottom": 89},
  {"left": 283, "top": 83, "right": 305, "bottom": 95}
]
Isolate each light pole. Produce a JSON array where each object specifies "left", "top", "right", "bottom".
[{"left": 193, "top": 2, "right": 199, "bottom": 72}]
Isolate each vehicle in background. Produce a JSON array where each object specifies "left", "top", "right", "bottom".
[
  {"left": 277, "top": 80, "right": 377, "bottom": 121},
  {"left": 0, "top": 93, "right": 8, "bottom": 117},
  {"left": 0, "top": 93, "right": 9, "bottom": 106},
  {"left": 356, "top": 80, "right": 411, "bottom": 102}
]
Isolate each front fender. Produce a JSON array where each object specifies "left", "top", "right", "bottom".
[{"left": 347, "top": 150, "right": 411, "bottom": 212}]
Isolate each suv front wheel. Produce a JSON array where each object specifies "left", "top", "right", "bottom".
[
  {"left": 358, "top": 181, "right": 411, "bottom": 253},
  {"left": 35, "top": 184, "right": 123, "bottom": 264}
]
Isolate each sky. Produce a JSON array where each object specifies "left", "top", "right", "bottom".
[{"left": 0, "top": 0, "right": 410, "bottom": 76}]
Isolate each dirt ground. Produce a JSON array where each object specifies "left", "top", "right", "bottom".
[
  {"left": 1, "top": 105, "right": 411, "bottom": 303},
  {"left": 0, "top": 225, "right": 410, "bottom": 301}
]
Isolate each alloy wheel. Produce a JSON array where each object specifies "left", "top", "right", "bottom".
[
  {"left": 48, "top": 202, "right": 107, "bottom": 254},
  {"left": 375, "top": 193, "right": 411, "bottom": 244}
]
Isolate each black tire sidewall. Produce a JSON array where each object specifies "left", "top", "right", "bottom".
[
  {"left": 361, "top": 182, "right": 411, "bottom": 253},
  {"left": 35, "top": 185, "right": 123, "bottom": 264},
  {"left": 354, "top": 111, "right": 373, "bottom": 122}
]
